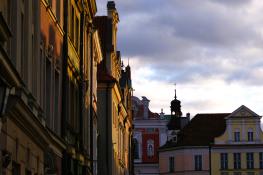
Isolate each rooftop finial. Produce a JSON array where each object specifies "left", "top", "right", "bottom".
[
  {"left": 128, "top": 57, "right": 130, "bottom": 66},
  {"left": 121, "top": 61, "right": 124, "bottom": 69},
  {"left": 174, "top": 83, "right": 177, "bottom": 99}
]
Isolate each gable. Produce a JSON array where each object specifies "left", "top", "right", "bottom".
[{"left": 226, "top": 105, "right": 261, "bottom": 119}]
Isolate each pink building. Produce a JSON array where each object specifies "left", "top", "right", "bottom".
[{"left": 159, "top": 113, "right": 229, "bottom": 175}]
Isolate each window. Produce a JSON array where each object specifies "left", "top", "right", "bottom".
[
  {"left": 220, "top": 153, "right": 228, "bottom": 170},
  {"left": 247, "top": 172, "right": 255, "bottom": 175},
  {"left": 76, "top": 17, "right": 79, "bottom": 52},
  {"left": 169, "top": 157, "right": 175, "bottom": 172},
  {"left": 146, "top": 128, "right": 155, "bottom": 133},
  {"left": 194, "top": 155, "right": 202, "bottom": 171},
  {"left": 48, "top": 0, "right": 52, "bottom": 7},
  {"left": 12, "top": 162, "right": 20, "bottom": 175},
  {"left": 70, "top": 5, "right": 74, "bottom": 40},
  {"left": 133, "top": 139, "right": 139, "bottom": 159},
  {"left": 69, "top": 81, "right": 78, "bottom": 129},
  {"left": 21, "top": 12, "right": 27, "bottom": 82},
  {"left": 247, "top": 153, "right": 254, "bottom": 169},
  {"left": 260, "top": 152, "right": 263, "bottom": 169},
  {"left": 233, "top": 173, "right": 241, "bottom": 175},
  {"left": 56, "top": 1, "right": 60, "bottom": 22},
  {"left": 221, "top": 173, "right": 229, "bottom": 175},
  {"left": 234, "top": 132, "right": 240, "bottom": 142},
  {"left": 45, "top": 58, "right": 52, "bottom": 128},
  {"left": 147, "top": 139, "right": 154, "bottom": 158},
  {"left": 248, "top": 131, "right": 253, "bottom": 142},
  {"left": 54, "top": 71, "right": 60, "bottom": 134},
  {"left": 25, "top": 169, "right": 31, "bottom": 175},
  {"left": 234, "top": 153, "right": 241, "bottom": 169}
]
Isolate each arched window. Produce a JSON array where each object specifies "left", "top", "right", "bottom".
[
  {"left": 133, "top": 138, "right": 139, "bottom": 159},
  {"left": 147, "top": 139, "right": 154, "bottom": 158}
]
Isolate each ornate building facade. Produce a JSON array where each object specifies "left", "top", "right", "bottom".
[
  {"left": 132, "top": 96, "right": 168, "bottom": 175},
  {"left": 95, "top": 2, "right": 133, "bottom": 175},
  {"left": 0, "top": 0, "right": 103, "bottom": 174}
]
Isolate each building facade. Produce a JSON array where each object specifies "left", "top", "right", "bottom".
[
  {"left": 211, "top": 105, "right": 263, "bottom": 175},
  {"left": 0, "top": 0, "right": 103, "bottom": 174},
  {"left": 95, "top": 2, "right": 133, "bottom": 175},
  {"left": 159, "top": 105, "right": 263, "bottom": 175},
  {"left": 132, "top": 96, "right": 168, "bottom": 175}
]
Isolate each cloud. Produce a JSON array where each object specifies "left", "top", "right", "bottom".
[{"left": 97, "top": 0, "right": 263, "bottom": 116}]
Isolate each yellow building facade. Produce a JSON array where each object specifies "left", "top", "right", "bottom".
[{"left": 212, "top": 105, "right": 263, "bottom": 175}]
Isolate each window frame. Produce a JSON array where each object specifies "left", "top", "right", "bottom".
[
  {"left": 260, "top": 152, "right": 263, "bottom": 169},
  {"left": 220, "top": 153, "right": 228, "bottom": 170},
  {"left": 246, "top": 152, "right": 254, "bottom": 169},
  {"left": 234, "top": 131, "right": 240, "bottom": 142},
  {"left": 194, "top": 155, "right": 202, "bottom": 171},
  {"left": 169, "top": 156, "right": 175, "bottom": 172},
  {"left": 248, "top": 131, "right": 254, "bottom": 142},
  {"left": 234, "top": 153, "right": 241, "bottom": 169}
]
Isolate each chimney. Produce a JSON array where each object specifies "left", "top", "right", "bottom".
[
  {"left": 142, "top": 96, "right": 150, "bottom": 119},
  {"left": 107, "top": 1, "right": 116, "bottom": 18},
  {"left": 160, "top": 108, "right": 164, "bottom": 119}
]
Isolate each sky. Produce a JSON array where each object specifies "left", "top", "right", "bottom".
[{"left": 96, "top": 0, "right": 263, "bottom": 118}]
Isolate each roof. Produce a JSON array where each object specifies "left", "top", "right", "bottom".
[
  {"left": 226, "top": 105, "right": 261, "bottom": 119},
  {"left": 159, "top": 113, "right": 230, "bottom": 150}
]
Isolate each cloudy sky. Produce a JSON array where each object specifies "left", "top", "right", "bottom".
[{"left": 97, "top": 0, "right": 263, "bottom": 117}]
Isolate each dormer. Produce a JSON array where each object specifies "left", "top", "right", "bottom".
[{"left": 214, "top": 105, "right": 263, "bottom": 144}]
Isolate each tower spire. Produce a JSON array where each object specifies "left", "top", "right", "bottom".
[
  {"left": 174, "top": 83, "right": 177, "bottom": 99},
  {"left": 170, "top": 83, "right": 182, "bottom": 117}
]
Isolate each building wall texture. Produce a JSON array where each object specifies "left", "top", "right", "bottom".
[{"left": 0, "top": 0, "right": 104, "bottom": 175}]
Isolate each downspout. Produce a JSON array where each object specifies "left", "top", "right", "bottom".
[
  {"left": 79, "top": 5, "right": 84, "bottom": 152},
  {"left": 89, "top": 26, "right": 94, "bottom": 174},
  {"left": 61, "top": 0, "right": 69, "bottom": 175},
  {"left": 61, "top": 0, "right": 68, "bottom": 141},
  {"left": 209, "top": 144, "right": 212, "bottom": 175},
  {"left": 105, "top": 83, "right": 109, "bottom": 174}
]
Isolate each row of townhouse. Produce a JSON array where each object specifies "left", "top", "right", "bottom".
[{"left": 0, "top": 0, "right": 133, "bottom": 175}]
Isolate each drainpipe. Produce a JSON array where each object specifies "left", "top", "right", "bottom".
[
  {"left": 209, "top": 144, "right": 212, "bottom": 175},
  {"left": 61, "top": 0, "right": 68, "bottom": 140},
  {"left": 89, "top": 26, "right": 94, "bottom": 174},
  {"left": 79, "top": 5, "right": 84, "bottom": 152},
  {"left": 105, "top": 83, "right": 109, "bottom": 174},
  {"left": 61, "top": 0, "right": 69, "bottom": 174}
]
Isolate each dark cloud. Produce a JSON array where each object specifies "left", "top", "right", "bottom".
[{"left": 97, "top": 0, "right": 263, "bottom": 86}]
